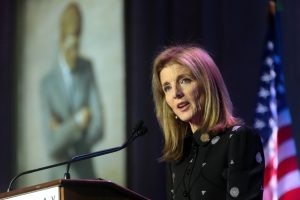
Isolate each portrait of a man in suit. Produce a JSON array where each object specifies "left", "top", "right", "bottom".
[{"left": 40, "top": 2, "right": 103, "bottom": 178}]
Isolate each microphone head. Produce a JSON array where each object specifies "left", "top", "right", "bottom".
[
  {"left": 132, "top": 120, "right": 144, "bottom": 133},
  {"left": 131, "top": 120, "right": 147, "bottom": 138},
  {"left": 136, "top": 126, "right": 147, "bottom": 136}
]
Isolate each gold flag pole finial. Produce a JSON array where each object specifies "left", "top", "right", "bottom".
[{"left": 268, "top": 1, "right": 276, "bottom": 16}]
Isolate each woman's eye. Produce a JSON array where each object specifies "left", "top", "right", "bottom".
[
  {"left": 163, "top": 85, "right": 171, "bottom": 93},
  {"left": 180, "top": 78, "right": 191, "bottom": 84}
]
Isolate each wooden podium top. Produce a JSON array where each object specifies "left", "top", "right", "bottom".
[{"left": 0, "top": 179, "right": 150, "bottom": 200}]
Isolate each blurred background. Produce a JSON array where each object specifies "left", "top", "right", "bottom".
[{"left": 0, "top": 0, "right": 300, "bottom": 199}]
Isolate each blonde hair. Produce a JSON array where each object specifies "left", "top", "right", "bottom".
[{"left": 152, "top": 45, "right": 240, "bottom": 161}]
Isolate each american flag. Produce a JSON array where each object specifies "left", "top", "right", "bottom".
[{"left": 253, "top": 3, "right": 300, "bottom": 200}]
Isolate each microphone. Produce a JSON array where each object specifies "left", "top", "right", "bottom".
[
  {"left": 64, "top": 120, "right": 147, "bottom": 179},
  {"left": 7, "top": 120, "right": 147, "bottom": 192}
]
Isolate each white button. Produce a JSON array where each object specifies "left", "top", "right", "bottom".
[
  {"left": 172, "top": 172, "right": 175, "bottom": 183},
  {"left": 256, "top": 152, "right": 263, "bottom": 164},
  {"left": 211, "top": 136, "right": 220, "bottom": 144},
  {"left": 232, "top": 126, "right": 241, "bottom": 131},
  {"left": 230, "top": 187, "right": 239, "bottom": 198}
]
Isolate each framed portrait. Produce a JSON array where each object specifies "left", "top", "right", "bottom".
[{"left": 14, "top": 0, "right": 125, "bottom": 188}]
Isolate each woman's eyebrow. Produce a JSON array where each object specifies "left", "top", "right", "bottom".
[{"left": 161, "top": 81, "right": 170, "bottom": 87}]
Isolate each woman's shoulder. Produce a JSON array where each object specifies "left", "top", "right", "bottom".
[
  {"left": 223, "top": 124, "right": 263, "bottom": 147},
  {"left": 226, "top": 124, "right": 258, "bottom": 134},
  {"left": 220, "top": 124, "right": 261, "bottom": 142}
]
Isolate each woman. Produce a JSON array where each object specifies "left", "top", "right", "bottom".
[{"left": 152, "top": 45, "right": 264, "bottom": 200}]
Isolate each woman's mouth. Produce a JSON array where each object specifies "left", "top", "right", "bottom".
[{"left": 177, "top": 102, "right": 190, "bottom": 111}]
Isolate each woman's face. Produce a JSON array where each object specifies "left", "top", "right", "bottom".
[{"left": 160, "top": 63, "right": 204, "bottom": 131}]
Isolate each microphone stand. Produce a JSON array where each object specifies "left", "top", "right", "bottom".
[
  {"left": 64, "top": 124, "right": 147, "bottom": 179},
  {"left": 7, "top": 121, "right": 147, "bottom": 192},
  {"left": 7, "top": 160, "right": 70, "bottom": 192}
]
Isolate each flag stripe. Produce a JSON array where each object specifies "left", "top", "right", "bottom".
[
  {"left": 279, "top": 188, "right": 300, "bottom": 200},
  {"left": 263, "top": 185, "right": 274, "bottom": 200},
  {"left": 278, "top": 138, "right": 297, "bottom": 163},
  {"left": 278, "top": 125, "right": 292, "bottom": 145},
  {"left": 263, "top": 131, "right": 277, "bottom": 166},
  {"left": 278, "top": 156, "right": 299, "bottom": 179},
  {"left": 277, "top": 170, "right": 300, "bottom": 198},
  {"left": 264, "top": 157, "right": 276, "bottom": 186}
]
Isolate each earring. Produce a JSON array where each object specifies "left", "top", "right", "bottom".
[{"left": 175, "top": 115, "right": 178, "bottom": 119}]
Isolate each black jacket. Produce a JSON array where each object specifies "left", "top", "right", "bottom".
[{"left": 167, "top": 125, "right": 265, "bottom": 200}]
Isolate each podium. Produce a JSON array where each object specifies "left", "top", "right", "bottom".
[{"left": 0, "top": 179, "right": 150, "bottom": 200}]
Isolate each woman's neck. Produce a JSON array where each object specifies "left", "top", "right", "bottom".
[{"left": 189, "top": 123, "right": 201, "bottom": 133}]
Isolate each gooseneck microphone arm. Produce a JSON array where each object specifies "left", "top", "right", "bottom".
[
  {"left": 7, "top": 159, "right": 70, "bottom": 192},
  {"left": 7, "top": 120, "right": 147, "bottom": 192},
  {"left": 64, "top": 121, "right": 147, "bottom": 179}
]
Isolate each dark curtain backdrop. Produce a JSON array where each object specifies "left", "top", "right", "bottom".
[
  {"left": 1, "top": 1, "right": 300, "bottom": 200},
  {"left": 0, "top": 0, "right": 14, "bottom": 192}
]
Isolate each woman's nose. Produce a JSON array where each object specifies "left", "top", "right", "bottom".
[{"left": 173, "top": 84, "right": 183, "bottom": 99}]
